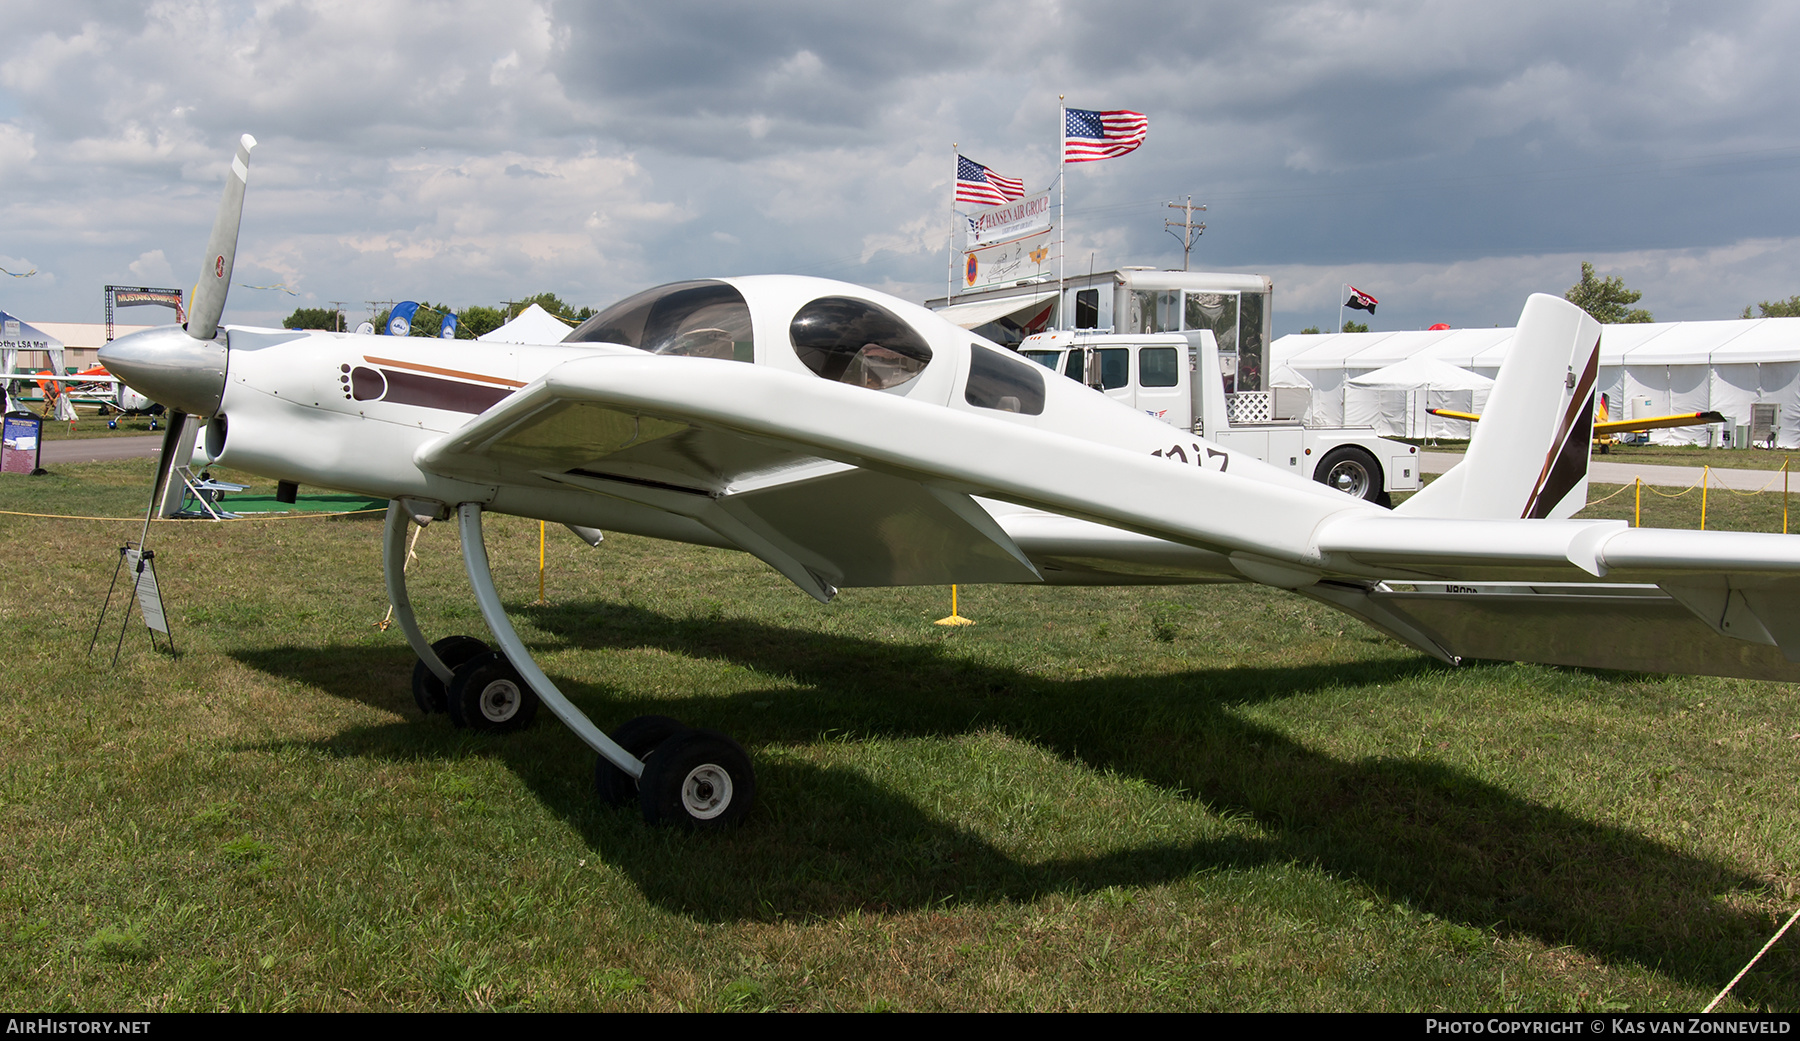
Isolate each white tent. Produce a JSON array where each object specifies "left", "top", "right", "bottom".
[
  {"left": 1278, "top": 327, "right": 1512, "bottom": 429},
  {"left": 479, "top": 303, "right": 573, "bottom": 345},
  {"left": 1276, "top": 317, "right": 1800, "bottom": 447},
  {"left": 1266, "top": 363, "right": 1313, "bottom": 422},
  {"left": 1344, "top": 356, "right": 1493, "bottom": 439},
  {"left": 0, "top": 311, "right": 66, "bottom": 413}
]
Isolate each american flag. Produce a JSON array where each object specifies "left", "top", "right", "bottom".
[
  {"left": 956, "top": 155, "right": 1025, "bottom": 207},
  {"left": 1063, "top": 108, "right": 1148, "bottom": 163}
]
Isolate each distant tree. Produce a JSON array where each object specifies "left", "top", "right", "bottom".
[
  {"left": 1565, "top": 262, "right": 1652, "bottom": 323},
  {"left": 282, "top": 307, "right": 343, "bottom": 331},
  {"left": 1341, "top": 319, "right": 1368, "bottom": 333},
  {"left": 1741, "top": 296, "right": 1800, "bottom": 319},
  {"left": 1299, "top": 325, "right": 1322, "bottom": 334},
  {"left": 458, "top": 305, "right": 506, "bottom": 339},
  {"left": 513, "top": 291, "right": 595, "bottom": 325}
]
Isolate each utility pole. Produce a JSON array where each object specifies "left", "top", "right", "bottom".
[
  {"left": 1164, "top": 196, "right": 1207, "bottom": 271},
  {"left": 328, "top": 300, "right": 349, "bottom": 332}
]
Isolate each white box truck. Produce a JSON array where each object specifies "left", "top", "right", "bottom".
[
  {"left": 929, "top": 268, "right": 1419, "bottom": 504},
  {"left": 1018, "top": 329, "right": 1420, "bottom": 506}
]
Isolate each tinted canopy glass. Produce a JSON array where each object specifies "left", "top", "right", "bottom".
[
  {"left": 789, "top": 296, "right": 932, "bottom": 390},
  {"left": 567, "top": 280, "right": 754, "bottom": 362}
]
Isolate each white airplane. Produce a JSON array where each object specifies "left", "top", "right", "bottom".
[{"left": 101, "top": 137, "right": 1800, "bottom": 830}]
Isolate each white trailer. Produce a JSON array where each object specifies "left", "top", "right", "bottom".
[{"left": 1019, "top": 329, "right": 1421, "bottom": 506}]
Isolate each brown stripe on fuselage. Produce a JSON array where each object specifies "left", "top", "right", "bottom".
[
  {"left": 363, "top": 355, "right": 528, "bottom": 387},
  {"left": 378, "top": 368, "right": 514, "bottom": 414}
]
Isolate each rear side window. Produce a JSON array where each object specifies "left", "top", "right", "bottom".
[
  {"left": 965, "top": 344, "right": 1045, "bottom": 415},
  {"left": 1140, "top": 346, "right": 1180, "bottom": 387},
  {"left": 790, "top": 296, "right": 932, "bottom": 390}
]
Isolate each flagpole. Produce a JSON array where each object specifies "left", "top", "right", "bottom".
[
  {"left": 1058, "top": 95, "right": 1066, "bottom": 331},
  {"left": 1338, "top": 284, "right": 1346, "bottom": 335},
  {"left": 949, "top": 143, "right": 957, "bottom": 302}
]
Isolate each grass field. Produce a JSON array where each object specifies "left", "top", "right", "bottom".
[{"left": 0, "top": 459, "right": 1796, "bottom": 1011}]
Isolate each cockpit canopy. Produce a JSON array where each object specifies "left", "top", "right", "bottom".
[
  {"left": 789, "top": 296, "right": 932, "bottom": 391},
  {"left": 567, "top": 280, "right": 755, "bottom": 363}
]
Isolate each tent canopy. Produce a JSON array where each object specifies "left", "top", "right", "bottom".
[
  {"left": 479, "top": 303, "right": 573, "bottom": 344},
  {"left": 1347, "top": 356, "right": 1493, "bottom": 391},
  {"left": 934, "top": 291, "right": 1059, "bottom": 331},
  {"left": 1267, "top": 363, "right": 1312, "bottom": 390}
]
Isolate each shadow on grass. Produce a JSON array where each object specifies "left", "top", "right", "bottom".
[{"left": 234, "top": 600, "right": 1797, "bottom": 1004}]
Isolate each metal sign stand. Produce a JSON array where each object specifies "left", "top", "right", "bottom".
[{"left": 89, "top": 543, "right": 177, "bottom": 664}]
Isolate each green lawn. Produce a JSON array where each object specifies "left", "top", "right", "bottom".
[{"left": 0, "top": 459, "right": 1794, "bottom": 1011}]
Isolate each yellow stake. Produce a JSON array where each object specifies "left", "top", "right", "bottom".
[
  {"left": 1634, "top": 477, "right": 1641, "bottom": 528},
  {"left": 934, "top": 584, "right": 974, "bottom": 626},
  {"left": 1700, "top": 465, "right": 1709, "bottom": 531},
  {"left": 537, "top": 520, "right": 547, "bottom": 605},
  {"left": 1786, "top": 457, "right": 1791, "bottom": 535}
]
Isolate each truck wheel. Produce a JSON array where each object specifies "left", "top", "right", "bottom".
[{"left": 1314, "top": 446, "right": 1385, "bottom": 504}]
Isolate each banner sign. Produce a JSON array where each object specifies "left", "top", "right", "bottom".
[
  {"left": 962, "top": 189, "right": 1053, "bottom": 249},
  {"left": 112, "top": 288, "right": 185, "bottom": 311},
  {"left": 962, "top": 229, "right": 1054, "bottom": 293}
]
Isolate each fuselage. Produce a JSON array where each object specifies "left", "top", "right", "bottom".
[{"left": 104, "top": 275, "right": 1378, "bottom": 584}]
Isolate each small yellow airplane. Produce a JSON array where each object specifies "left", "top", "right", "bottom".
[{"left": 1429, "top": 394, "right": 1724, "bottom": 451}]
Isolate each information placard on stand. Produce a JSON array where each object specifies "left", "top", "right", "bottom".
[{"left": 1, "top": 410, "right": 43, "bottom": 475}]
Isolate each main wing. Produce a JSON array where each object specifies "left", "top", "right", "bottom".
[{"left": 418, "top": 353, "right": 1800, "bottom": 680}]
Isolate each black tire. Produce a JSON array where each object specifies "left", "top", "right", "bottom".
[
  {"left": 638, "top": 730, "right": 756, "bottom": 830},
  {"left": 1314, "top": 446, "right": 1384, "bottom": 503},
  {"left": 447, "top": 651, "right": 539, "bottom": 733},
  {"left": 594, "top": 715, "right": 691, "bottom": 807},
  {"left": 411, "top": 635, "right": 489, "bottom": 716}
]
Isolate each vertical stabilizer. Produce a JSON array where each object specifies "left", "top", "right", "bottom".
[{"left": 1396, "top": 294, "right": 1600, "bottom": 520}]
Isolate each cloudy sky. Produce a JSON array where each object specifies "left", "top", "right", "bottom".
[{"left": 4, "top": 0, "right": 1800, "bottom": 336}]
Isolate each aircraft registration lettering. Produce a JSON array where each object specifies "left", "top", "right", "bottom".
[{"left": 1151, "top": 443, "right": 1228, "bottom": 472}]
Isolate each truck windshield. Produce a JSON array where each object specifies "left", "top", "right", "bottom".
[{"left": 1021, "top": 349, "right": 1062, "bottom": 371}]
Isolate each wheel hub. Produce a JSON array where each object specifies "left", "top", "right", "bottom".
[
  {"left": 480, "top": 680, "right": 521, "bottom": 722},
  {"left": 680, "top": 764, "right": 733, "bottom": 819}
]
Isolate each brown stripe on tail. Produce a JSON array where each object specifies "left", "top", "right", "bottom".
[{"left": 1522, "top": 332, "right": 1600, "bottom": 519}]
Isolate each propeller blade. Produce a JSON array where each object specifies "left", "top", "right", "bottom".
[
  {"left": 187, "top": 134, "right": 257, "bottom": 342},
  {"left": 147, "top": 410, "right": 190, "bottom": 520}
]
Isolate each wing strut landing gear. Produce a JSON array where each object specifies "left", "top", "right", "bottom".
[
  {"left": 383, "top": 499, "right": 756, "bottom": 826},
  {"left": 454, "top": 503, "right": 646, "bottom": 782},
  {"left": 383, "top": 500, "right": 453, "bottom": 684}
]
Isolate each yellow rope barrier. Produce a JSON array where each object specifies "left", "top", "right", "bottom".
[{"left": 1583, "top": 482, "right": 1635, "bottom": 505}]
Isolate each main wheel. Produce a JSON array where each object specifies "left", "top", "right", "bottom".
[
  {"left": 638, "top": 730, "right": 756, "bottom": 830},
  {"left": 412, "top": 635, "right": 490, "bottom": 716},
  {"left": 594, "top": 715, "right": 691, "bottom": 807},
  {"left": 447, "top": 651, "right": 539, "bottom": 733},
  {"left": 1314, "top": 446, "right": 1385, "bottom": 504}
]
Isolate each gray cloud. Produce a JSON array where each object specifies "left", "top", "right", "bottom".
[{"left": 0, "top": 0, "right": 1796, "bottom": 335}]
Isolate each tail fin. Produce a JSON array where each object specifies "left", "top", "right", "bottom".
[{"left": 1396, "top": 294, "right": 1600, "bottom": 520}]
